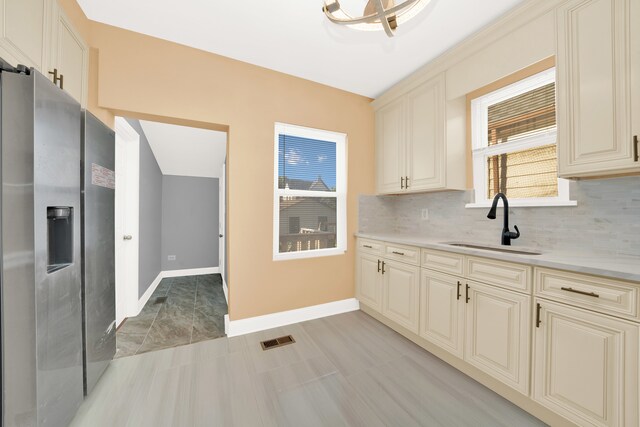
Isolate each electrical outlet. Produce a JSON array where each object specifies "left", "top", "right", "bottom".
[
  {"left": 168, "top": 255, "right": 176, "bottom": 261},
  {"left": 421, "top": 208, "right": 429, "bottom": 220}
]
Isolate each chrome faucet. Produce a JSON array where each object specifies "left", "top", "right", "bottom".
[{"left": 487, "top": 193, "right": 520, "bottom": 246}]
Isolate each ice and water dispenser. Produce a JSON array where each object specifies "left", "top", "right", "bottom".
[{"left": 47, "top": 206, "right": 73, "bottom": 273}]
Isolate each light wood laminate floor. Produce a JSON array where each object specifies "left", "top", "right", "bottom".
[{"left": 71, "top": 310, "right": 546, "bottom": 427}]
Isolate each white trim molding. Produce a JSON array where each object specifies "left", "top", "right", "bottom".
[
  {"left": 136, "top": 272, "right": 163, "bottom": 315},
  {"left": 273, "top": 122, "right": 347, "bottom": 262},
  {"left": 225, "top": 298, "right": 360, "bottom": 337},
  {"left": 162, "top": 267, "right": 219, "bottom": 278},
  {"left": 222, "top": 278, "right": 229, "bottom": 304}
]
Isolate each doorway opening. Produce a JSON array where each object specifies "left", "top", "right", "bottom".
[{"left": 113, "top": 116, "right": 228, "bottom": 357}]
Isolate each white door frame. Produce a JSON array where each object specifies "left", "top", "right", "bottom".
[
  {"left": 219, "top": 161, "right": 227, "bottom": 303},
  {"left": 115, "top": 117, "right": 140, "bottom": 326}
]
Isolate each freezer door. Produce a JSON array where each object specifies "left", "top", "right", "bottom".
[
  {"left": 33, "top": 70, "right": 84, "bottom": 427},
  {"left": 81, "top": 111, "right": 116, "bottom": 395},
  {"left": 1, "top": 69, "right": 84, "bottom": 427}
]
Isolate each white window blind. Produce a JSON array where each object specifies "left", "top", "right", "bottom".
[
  {"left": 273, "top": 123, "right": 346, "bottom": 260},
  {"left": 469, "top": 68, "right": 575, "bottom": 207}
]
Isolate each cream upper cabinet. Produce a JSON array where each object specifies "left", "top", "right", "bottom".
[
  {"left": 0, "top": 0, "right": 87, "bottom": 106},
  {"left": 0, "top": 0, "right": 48, "bottom": 71},
  {"left": 557, "top": 0, "right": 640, "bottom": 178},
  {"left": 356, "top": 252, "right": 383, "bottom": 312},
  {"left": 406, "top": 74, "right": 446, "bottom": 191},
  {"left": 533, "top": 299, "right": 639, "bottom": 427},
  {"left": 48, "top": 0, "right": 88, "bottom": 106},
  {"left": 376, "top": 73, "right": 452, "bottom": 194},
  {"left": 420, "top": 269, "right": 464, "bottom": 358},
  {"left": 382, "top": 259, "right": 420, "bottom": 334},
  {"left": 464, "top": 280, "right": 531, "bottom": 395},
  {"left": 376, "top": 97, "right": 405, "bottom": 193}
]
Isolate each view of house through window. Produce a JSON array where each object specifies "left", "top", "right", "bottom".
[
  {"left": 470, "top": 67, "right": 573, "bottom": 206},
  {"left": 273, "top": 123, "right": 346, "bottom": 260}
]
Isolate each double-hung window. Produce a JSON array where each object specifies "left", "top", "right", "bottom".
[
  {"left": 273, "top": 123, "right": 346, "bottom": 261},
  {"left": 468, "top": 67, "right": 575, "bottom": 207}
]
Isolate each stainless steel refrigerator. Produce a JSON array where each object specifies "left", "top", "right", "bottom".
[
  {"left": 80, "top": 111, "right": 116, "bottom": 396},
  {"left": 1, "top": 63, "right": 83, "bottom": 426}
]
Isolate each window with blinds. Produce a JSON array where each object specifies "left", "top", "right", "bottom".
[
  {"left": 273, "top": 123, "right": 346, "bottom": 260},
  {"left": 470, "top": 67, "right": 573, "bottom": 206}
]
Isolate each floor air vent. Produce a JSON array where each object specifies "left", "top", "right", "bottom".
[
  {"left": 260, "top": 335, "right": 295, "bottom": 351},
  {"left": 154, "top": 296, "right": 168, "bottom": 304}
]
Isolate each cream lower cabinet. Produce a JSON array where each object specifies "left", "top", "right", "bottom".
[
  {"left": 382, "top": 259, "right": 420, "bottom": 334},
  {"left": 356, "top": 252, "right": 383, "bottom": 311},
  {"left": 419, "top": 269, "right": 465, "bottom": 358},
  {"left": 464, "top": 281, "right": 531, "bottom": 395},
  {"left": 533, "top": 299, "right": 639, "bottom": 427},
  {"left": 419, "top": 271, "right": 531, "bottom": 394}
]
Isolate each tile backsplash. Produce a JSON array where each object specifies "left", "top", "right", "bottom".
[{"left": 359, "top": 176, "right": 640, "bottom": 256}]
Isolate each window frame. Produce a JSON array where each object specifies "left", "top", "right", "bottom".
[
  {"left": 466, "top": 67, "right": 576, "bottom": 208},
  {"left": 273, "top": 122, "right": 347, "bottom": 261}
]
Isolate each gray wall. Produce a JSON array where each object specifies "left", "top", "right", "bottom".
[
  {"left": 359, "top": 176, "right": 640, "bottom": 257},
  {"left": 126, "top": 119, "right": 163, "bottom": 298},
  {"left": 161, "top": 175, "right": 219, "bottom": 270}
]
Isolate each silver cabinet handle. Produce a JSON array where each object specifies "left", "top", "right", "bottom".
[{"left": 123, "top": 235, "right": 133, "bottom": 240}]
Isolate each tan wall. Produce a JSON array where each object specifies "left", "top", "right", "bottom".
[{"left": 59, "top": 1, "right": 375, "bottom": 320}]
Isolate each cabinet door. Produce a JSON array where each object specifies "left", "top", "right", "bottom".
[
  {"left": 406, "top": 74, "right": 445, "bottom": 191},
  {"left": 533, "top": 299, "right": 639, "bottom": 427},
  {"left": 464, "top": 281, "right": 530, "bottom": 394},
  {"left": 419, "top": 270, "right": 464, "bottom": 358},
  {"left": 0, "top": 0, "right": 47, "bottom": 70},
  {"left": 382, "top": 259, "right": 419, "bottom": 333},
  {"left": 557, "top": 0, "right": 640, "bottom": 177},
  {"left": 356, "top": 252, "right": 382, "bottom": 312},
  {"left": 49, "top": 2, "right": 88, "bottom": 106},
  {"left": 376, "top": 98, "right": 405, "bottom": 194}
]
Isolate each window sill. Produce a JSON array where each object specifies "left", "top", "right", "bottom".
[
  {"left": 273, "top": 248, "right": 346, "bottom": 261},
  {"left": 465, "top": 200, "right": 578, "bottom": 209}
]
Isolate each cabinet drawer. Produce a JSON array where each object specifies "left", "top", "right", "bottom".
[
  {"left": 421, "top": 249, "right": 464, "bottom": 276},
  {"left": 466, "top": 257, "right": 531, "bottom": 293},
  {"left": 357, "top": 239, "right": 384, "bottom": 255},
  {"left": 384, "top": 243, "right": 420, "bottom": 265},
  {"left": 535, "top": 268, "right": 639, "bottom": 321}
]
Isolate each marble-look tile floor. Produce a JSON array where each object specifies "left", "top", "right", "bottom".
[
  {"left": 72, "top": 310, "right": 546, "bottom": 427},
  {"left": 115, "top": 274, "right": 227, "bottom": 358}
]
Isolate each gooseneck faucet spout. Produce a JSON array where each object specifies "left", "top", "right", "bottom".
[{"left": 487, "top": 193, "right": 520, "bottom": 246}]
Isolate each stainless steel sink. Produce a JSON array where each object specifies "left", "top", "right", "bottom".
[{"left": 441, "top": 242, "right": 542, "bottom": 256}]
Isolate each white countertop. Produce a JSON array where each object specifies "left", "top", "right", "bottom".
[{"left": 356, "top": 232, "right": 640, "bottom": 283}]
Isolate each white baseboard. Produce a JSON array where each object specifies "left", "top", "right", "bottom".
[
  {"left": 162, "top": 267, "right": 219, "bottom": 278},
  {"left": 224, "top": 298, "right": 360, "bottom": 337},
  {"left": 222, "top": 278, "right": 229, "bottom": 304},
  {"left": 135, "top": 272, "right": 163, "bottom": 315}
]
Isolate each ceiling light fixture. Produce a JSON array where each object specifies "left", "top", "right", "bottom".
[{"left": 322, "top": 0, "right": 431, "bottom": 37}]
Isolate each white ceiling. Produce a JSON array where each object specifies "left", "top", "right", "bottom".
[
  {"left": 139, "top": 120, "right": 227, "bottom": 178},
  {"left": 77, "top": 0, "right": 526, "bottom": 98}
]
